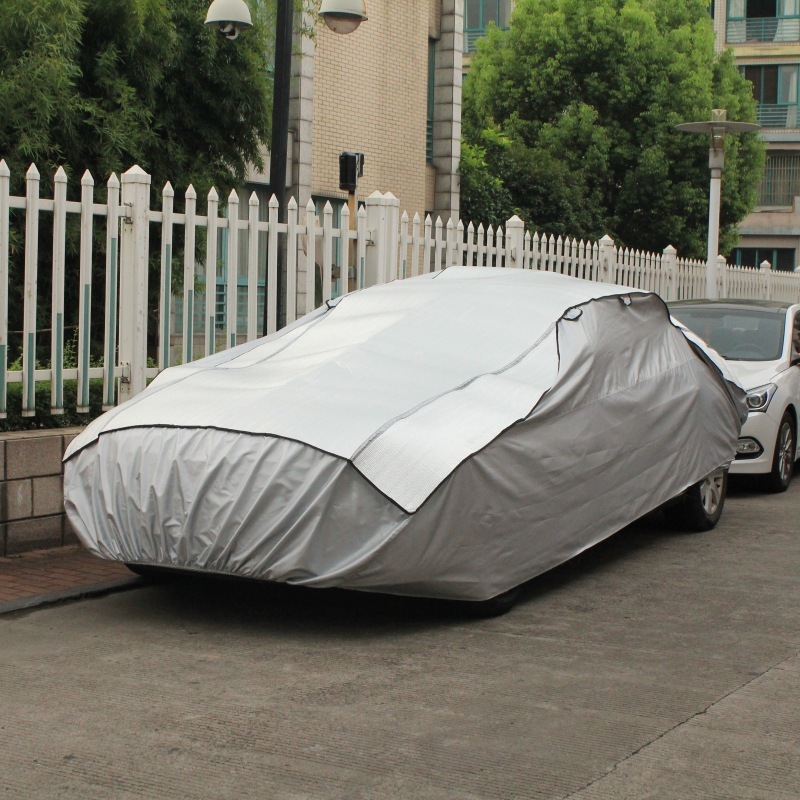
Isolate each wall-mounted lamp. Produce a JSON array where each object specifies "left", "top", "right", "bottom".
[
  {"left": 319, "top": 0, "right": 368, "bottom": 34},
  {"left": 204, "top": 0, "right": 253, "bottom": 40}
]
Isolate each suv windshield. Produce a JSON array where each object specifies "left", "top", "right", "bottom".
[{"left": 672, "top": 307, "right": 786, "bottom": 361}]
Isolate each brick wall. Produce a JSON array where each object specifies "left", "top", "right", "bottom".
[
  {"left": 312, "top": 0, "right": 436, "bottom": 217},
  {"left": 0, "top": 428, "right": 83, "bottom": 556}
]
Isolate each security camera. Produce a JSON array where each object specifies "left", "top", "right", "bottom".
[
  {"left": 218, "top": 21, "right": 242, "bottom": 40},
  {"left": 319, "top": 0, "right": 367, "bottom": 34},
  {"left": 205, "top": 0, "right": 253, "bottom": 40}
]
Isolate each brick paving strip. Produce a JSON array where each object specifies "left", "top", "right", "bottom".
[{"left": 0, "top": 545, "right": 141, "bottom": 614}]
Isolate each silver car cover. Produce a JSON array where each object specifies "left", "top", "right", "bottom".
[{"left": 64, "top": 267, "right": 745, "bottom": 600}]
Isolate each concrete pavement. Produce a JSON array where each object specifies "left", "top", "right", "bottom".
[{"left": 0, "top": 478, "right": 798, "bottom": 799}]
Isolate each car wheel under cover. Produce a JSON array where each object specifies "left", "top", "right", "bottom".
[
  {"left": 458, "top": 585, "right": 522, "bottom": 618},
  {"left": 124, "top": 563, "right": 176, "bottom": 581},
  {"left": 764, "top": 413, "right": 795, "bottom": 493},
  {"left": 664, "top": 467, "right": 728, "bottom": 532}
]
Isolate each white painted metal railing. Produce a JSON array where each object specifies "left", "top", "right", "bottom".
[{"left": 3, "top": 161, "right": 800, "bottom": 418}]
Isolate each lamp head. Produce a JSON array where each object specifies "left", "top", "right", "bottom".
[
  {"left": 319, "top": 0, "right": 367, "bottom": 34},
  {"left": 205, "top": 0, "right": 253, "bottom": 40},
  {"left": 710, "top": 109, "right": 727, "bottom": 150}
]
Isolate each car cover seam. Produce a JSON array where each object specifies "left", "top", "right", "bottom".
[{"left": 350, "top": 321, "right": 559, "bottom": 461}]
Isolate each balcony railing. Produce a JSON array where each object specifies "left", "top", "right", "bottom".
[
  {"left": 464, "top": 26, "right": 510, "bottom": 54},
  {"left": 464, "top": 28, "right": 486, "bottom": 53},
  {"left": 727, "top": 17, "right": 800, "bottom": 43},
  {"left": 756, "top": 102, "right": 799, "bottom": 128}
]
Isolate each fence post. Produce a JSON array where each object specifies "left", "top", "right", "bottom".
[
  {"left": 365, "top": 191, "right": 387, "bottom": 286},
  {"left": 385, "top": 193, "right": 400, "bottom": 281},
  {"left": 286, "top": 196, "right": 298, "bottom": 323},
  {"left": 102, "top": 174, "right": 121, "bottom": 409},
  {"left": 51, "top": 166, "right": 68, "bottom": 414},
  {"left": 265, "top": 193, "right": 278, "bottom": 335},
  {"left": 399, "top": 211, "right": 409, "bottom": 279},
  {"left": 76, "top": 169, "right": 94, "bottom": 413},
  {"left": 21, "top": 164, "right": 41, "bottom": 416},
  {"left": 506, "top": 215, "right": 525, "bottom": 269},
  {"left": 118, "top": 165, "right": 151, "bottom": 404},
  {"left": 157, "top": 182, "right": 174, "bottom": 372},
  {"left": 304, "top": 198, "right": 317, "bottom": 312},
  {"left": 0, "top": 161, "right": 9, "bottom": 418},
  {"left": 598, "top": 234, "right": 615, "bottom": 285},
  {"left": 245, "top": 190, "right": 259, "bottom": 341},
  {"left": 717, "top": 255, "right": 728, "bottom": 299},
  {"left": 760, "top": 260, "right": 772, "bottom": 300},
  {"left": 706, "top": 251, "right": 720, "bottom": 300},
  {"left": 446, "top": 218, "right": 457, "bottom": 268},
  {"left": 661, "top": 244, "right": 677, "bottom": 301},
  {"left": 356, "top": 205, "right": 367, "bottom": 289},
  {"left": 204, "top": 187, "right": 219, "bottom": 359}
]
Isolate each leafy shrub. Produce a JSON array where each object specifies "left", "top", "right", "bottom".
[{"left": 0, "top": 378, "right": 106, "bottom": 432}]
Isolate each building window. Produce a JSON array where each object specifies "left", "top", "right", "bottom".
[
  {"left": 731, "top": 246, "right": 797, "bottom": 270},
  {"left": 760, "top": 152, "right": 800, "bottom": 205},
  {"left": 464, "top": 0, "right": 511, "bottom": 53},
  {"left": 728, "top": 0, "right": 800, "bottom": 44},
  {"left": 427, "top": 39, "right": 435, "bottom": 162},
  {"left": 742, "top": 64, "right": 799, "bottom": 127}
]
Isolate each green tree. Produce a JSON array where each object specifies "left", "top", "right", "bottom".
[
  {"left": 0, "top": 0, "right": 274, "bottom": 197},
  {"left": 0, "top": 0, "right": 274, "bottom": 370},
  {"left": 461, "top": 0, "right": 764, "bottom": 257},
  {"left": 459, "top": 134, "right": 517, "bottom": 229}
]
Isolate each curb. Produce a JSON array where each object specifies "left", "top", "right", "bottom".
[{"left": 0, "top": 576, "right": 143, "bottom": 616}]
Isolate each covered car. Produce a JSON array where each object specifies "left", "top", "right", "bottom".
[{"left": 64, "top": 267, "right": 746, "bottom": 606}]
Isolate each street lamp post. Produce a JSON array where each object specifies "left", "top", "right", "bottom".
[
  {"left": 268, "top": 0, "right": 294, "bottom": 310},
  {"left": 675, "top": 109, "right": 760, "bottom": 299},
  {"left": 207, "top": 0, "right": 366, "bottom": 335}
]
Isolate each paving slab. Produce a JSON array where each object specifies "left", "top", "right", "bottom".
[{"left": 0, "top": 545, "right": 141, "bottom": 613}]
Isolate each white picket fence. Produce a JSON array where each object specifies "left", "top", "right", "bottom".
[{"left": 3, "top": 161, "right": 800, "bottom": 418}]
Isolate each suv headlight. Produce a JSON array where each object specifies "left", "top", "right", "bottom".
[{"left": 745, "top": 383, "right": 777, "bottom": 412}]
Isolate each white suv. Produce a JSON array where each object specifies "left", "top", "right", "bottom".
[{"left": 669, "top": 300, "right": 800, "bottom": 492}]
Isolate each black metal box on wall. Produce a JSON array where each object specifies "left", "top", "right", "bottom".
[{"left": 339, "top": 152, "right": 365, "bottom": 193}]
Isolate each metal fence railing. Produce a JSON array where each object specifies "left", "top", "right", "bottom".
[{"left": 3, "top": 161, "right": 800, "bottom": 418}]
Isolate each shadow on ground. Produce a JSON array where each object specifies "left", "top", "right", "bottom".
[{"left": 116, "top": 502, "right": 699, "bottom": 635}]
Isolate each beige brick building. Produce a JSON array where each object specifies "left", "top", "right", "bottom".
[{"left": 250, "top": 0, "right": 463, "bottom": 225}]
